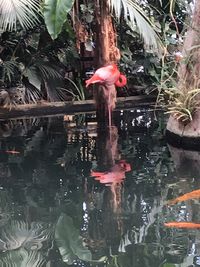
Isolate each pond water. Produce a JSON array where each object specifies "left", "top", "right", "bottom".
[{"left": 0, "top": 109, "right": 200, "bottom": 267}]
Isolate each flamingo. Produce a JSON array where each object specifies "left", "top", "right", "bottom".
[
  {"left": 85, "top": 64, "right": 127, "bottom": 88},
  {"left": 85, "top": 64, "right": 127, "bottom": 127}
]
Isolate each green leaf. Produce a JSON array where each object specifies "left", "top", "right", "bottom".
[
  {"left": 24, "top": 66, "right": 42, "bottom": 90},
  {"left": 43, "top": 0, "right": 75, "bottom": 39},
  {"left": 26, "top": 33, "right": 40, "bottom": 50},
  {"left": 55, "top": 214, "right": 92, "bottom": 265},
  {"left": 64, "top": 19, "right": 75, "bottom": 39}
]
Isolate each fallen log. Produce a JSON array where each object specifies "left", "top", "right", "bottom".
[{"left": 0, "top": 95, "right": 156, "bottom": 120}]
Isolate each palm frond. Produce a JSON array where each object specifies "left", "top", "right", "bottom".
[
  {"left": 109, "top": 0, "right": 163, "bottom": 52},
  {"left": 25, "top": 84, "right": 42, "bottom": 103},
  {"left": 0, "top": 0, "right": 41, "bottom": 32},
  {"left": 65, "top": 77, "right": 85, "bottom": 100},
  {"left": 24, "top": 61, "right": 65, "bottom": 102},
  {"left": 24, "top": 65, "right": 42, "bottom": 90},
  {"left": 1, "top": 59, "right": 18, "bottom": 83},
  {"left": 24, "top": 61, "right": 62, "bottom": 86},
  {"left": 34, "top": 61, "right": 62, "bottom": 79}
]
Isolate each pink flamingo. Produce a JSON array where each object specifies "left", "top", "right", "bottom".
[
  {"left": 85, "top": 64, "right": 127, "bottom": 88},
  {"left": 85, "top": 64, "right": 127, "bottom": 126}
]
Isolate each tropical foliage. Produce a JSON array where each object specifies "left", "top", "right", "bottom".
[
  {"left": 164, "top": 88, "right": 200, "bottom": 124},
  {"left": 43, "top": 0, "right": 75, "bottom": 39},
  {"left": 0, "top": 0, "right": 193, "bottom": 107}
]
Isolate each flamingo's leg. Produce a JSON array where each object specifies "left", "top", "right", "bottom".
[{"left": 108, "top": 89, "right": 112, "bottom": 128}]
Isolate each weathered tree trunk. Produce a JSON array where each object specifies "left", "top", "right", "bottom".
[
  {"left": 94, "top": 0, "right": 120, "bottom": 66},
  {"left": 166, "top": 1, "right": 200, "bottom": 148},
  {"left": 93, "top": 0, "right": 120, "bottom": 125}
]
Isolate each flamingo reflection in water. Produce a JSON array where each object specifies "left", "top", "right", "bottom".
[
  {"left": 91, "top": 160, "right": 131, "bottom": 212},
  {"left": 91, "top": 160, "right": 131, "bottom": 185},
  {"left": 89, "top": 120, "right": 131, "bottom": 213}
]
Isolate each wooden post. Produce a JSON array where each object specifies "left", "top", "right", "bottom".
[{"left": 93, "top": 0, "right": 120, "bottom": 125}]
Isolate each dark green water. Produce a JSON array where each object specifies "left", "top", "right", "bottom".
[{"left": 0, "top": 109, "right": 200, "bottom": 267}]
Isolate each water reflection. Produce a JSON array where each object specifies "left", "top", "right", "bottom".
[
  {"left": 0, "top": 110, "right": 200, "bottom": 266},
  {"left": 91, "top": 126, "right": 131, "bottom": 212}
]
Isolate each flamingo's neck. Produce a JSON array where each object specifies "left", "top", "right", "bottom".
[{"left": 115, "top": 74, "right": 127, "bottom": 87}]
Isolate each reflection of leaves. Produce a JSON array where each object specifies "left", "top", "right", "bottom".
[
  {"left": 55, "top": 214, "right": 92, "bottom": 265},
  {"left": 162, "top": 264, "right": 176, "bottom": 267},
  {"left": 107, "top": 254, "right": 132, "bottom": 267},
  {"left": 56, "top": 144, "right": 81, "bottom": 168},
  {"left": 25, "top": 128, "right": 45, "bottom": 153},
  {"left": 0, "top": 220, "right": 52, "bottom": 251},
  {"left": 0, "top": 248, "right": 45, "bottom": 267},
  {"left": 0, "top": 190, "right": 12, "bottom": 227}
]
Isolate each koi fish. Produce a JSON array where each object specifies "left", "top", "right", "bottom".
[
  {"left": 91, "top": 160, "right": 131, "bottom": 185},
  {"left": 168, "top": 189, "right": 200, "bottom": 205},
  {"left": 164, "top": 222, "right": 200, "bottom": 229},
  {"left": 85, "top": 64, "right": 127, "bottom": 88},
  {"left": 5, "top": 150, "right": 20, "bottom": 154}
]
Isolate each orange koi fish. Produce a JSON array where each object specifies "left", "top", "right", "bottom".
[
  {"left": 168, "top": 189, "right": 200, "bottom": 205},
  {"left": 5, "top": 150, "right": 20, "bottom": 154},
  {"left": 91, "top": 160, "right": 131, "bottom": 185},
  {"left": 164, "top": 222, "right": 200, "bottom": 229}
]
